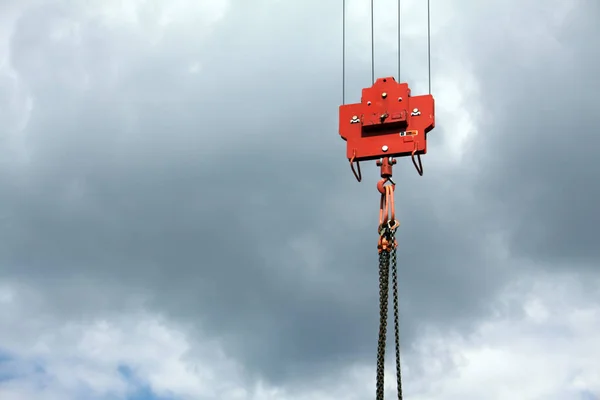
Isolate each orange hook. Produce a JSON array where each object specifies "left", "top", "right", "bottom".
[{"left": 376, "top": 157, "right": 396, "bottom": 194}]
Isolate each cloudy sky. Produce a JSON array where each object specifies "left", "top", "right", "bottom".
[{"left": 0, "top": 0, "right": 599, "bottom": 399}]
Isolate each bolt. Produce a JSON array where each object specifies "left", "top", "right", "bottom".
[
  {"left": 398, "top": 97, "right": 403, "bottom": 101},
  {"left": 382, "top": 92, "right": 387, "bottom": 98},
  {"left": 411, "top": 108, "right": 421, "bottom": 116},
  {"left": 382, "top": 145, "right": 389, "bottom": 152},
  {"left": 367, "top": 101, "right": 372, "bottom": 105}
]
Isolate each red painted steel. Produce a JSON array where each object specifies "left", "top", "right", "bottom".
[{"left": 339, "top": 77, "right": 435, "bottom": 162}]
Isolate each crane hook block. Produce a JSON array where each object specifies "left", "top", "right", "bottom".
[{"left": 339, "top": 77, "right": 435, "bottom": 162}]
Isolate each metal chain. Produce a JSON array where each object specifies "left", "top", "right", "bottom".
[
  {"left": 390, "top": 230, "right": 403, "bottom": 399},
  {"left": 376, "top": 248, "right": 390, "bottom": 399},
  {"left": 376, "top": 227, "right": 403, "bottom": 400}
]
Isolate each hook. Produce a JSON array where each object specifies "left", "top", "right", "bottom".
[
  {"left": 350, "top": 150, "right": 362, "bottom": 182},
  {"left": 411, "top": 144, "right": 424, "bottom": 176},
  {"left": 376, "top": 177, "right": 394, "bottom": 194}
]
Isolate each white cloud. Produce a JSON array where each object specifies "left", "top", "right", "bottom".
[
  {"left": 406, "top": 271, "right": 600, "bottom": 400},
  {"left": 1, "top": 270, "right": 598, "bottom": 399},
  {"left": 0, "top": 282, "right": 247, "bottom": 399},
  {"left": 74, "top": 0, "right": 230, "bottom": 38}
]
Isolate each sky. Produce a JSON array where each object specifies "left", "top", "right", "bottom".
[{"left": 0, "top": 0, "right": 599, "bottom": 399}]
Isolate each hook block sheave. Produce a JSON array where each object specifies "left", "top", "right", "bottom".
[{"left": 339, "top": 77, "right": 435, "bottom": 162}]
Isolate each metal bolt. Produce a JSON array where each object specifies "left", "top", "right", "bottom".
[
  {"left": 367, "top": 101, "right": 372, "bottom": 106},
  {"left": 382, "top": 145, "right": 389, "bottom": 152},
  {"left": 398, "top": 97, "right": 403, "bottom": 101},
  {"left": 382, "top": 92, "right": 387, "bottom": 98},
  {"left": 411, "top": 108, "right": 421, "bottom": 116}
]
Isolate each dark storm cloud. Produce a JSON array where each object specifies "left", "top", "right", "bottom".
[
  {"left": 466, "top": 1, "right": 600, "bottom": 268},
  {"left": 0, "top": 0, "right": 597, "bottom": 387}
]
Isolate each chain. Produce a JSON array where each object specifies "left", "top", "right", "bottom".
[
  {"left": 390, "top": 230, "right": 403, "bottom": 399},
  {"left": 376, "top": 227, "right": 403, "bottom": 400},
  {"left": 376, "top": 248, "right": 390, "bottom": 400}
]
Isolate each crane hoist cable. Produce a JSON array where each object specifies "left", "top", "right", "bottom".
[{"left": 339, "top": 1, "right": 434, "bottom": 399}]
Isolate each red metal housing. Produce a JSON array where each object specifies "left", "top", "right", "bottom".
[{"left": 339, "top": 77, "right": 435, "bottom": 162}]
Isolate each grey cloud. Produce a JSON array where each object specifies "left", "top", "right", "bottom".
[{"left": 469, "top": 2, "right": 600, "bottom": 268}]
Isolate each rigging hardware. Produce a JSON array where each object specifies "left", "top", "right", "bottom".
[
  {"left": 338, "top": 0, "right": 434, "bottom": 398},
  {"left": 339, "top": 77, "right": 434, "bottom": 175}
]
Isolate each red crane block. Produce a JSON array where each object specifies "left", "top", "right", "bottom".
[{"left": 339, "top": 77, "right": 435, "bottom": 162}]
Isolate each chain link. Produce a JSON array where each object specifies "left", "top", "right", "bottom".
[{"left": 376, "top": 227, "right": 402, "bottom": 400}]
